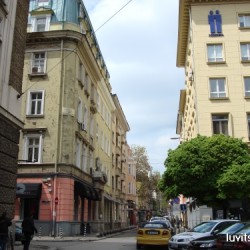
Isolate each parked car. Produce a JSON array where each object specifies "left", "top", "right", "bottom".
[
  {"left": 188, "top": 221, "right": 249, "bottom": 250},
  {"left": 168, "top": 219, "right": 239, "bottom": 250},
  {"left": 150, "top": 216, "right": 168, "bottom": 222},
  {"left": 151, "top": 219, "right": 176, "bottom": 236},
  {"left": 136, "top": 221, "right": 172, "bottom": 249},
  {"left": 216, "top": 222, "right": 250, "bottom": 249}
]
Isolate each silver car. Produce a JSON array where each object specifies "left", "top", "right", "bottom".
[{"left": 168, "top": 219, "right": 239, "bottom": 250}]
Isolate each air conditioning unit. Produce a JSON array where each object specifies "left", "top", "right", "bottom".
[
  {"left": 32, "top": 66, "right": 43, "bottom": 74},
  {"left": 80, "top": 122, "right": 86, "bottom": 131},
  {"left": 32, "top": 67, "right": 38, "bottom": 73}
]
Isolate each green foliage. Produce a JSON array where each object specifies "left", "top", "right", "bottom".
[
  {"left": 160, "top": 135, "right": 250, "bottom": 205},
  {"left": 217, "top": 163, "right": 250, "bottom": 199}
]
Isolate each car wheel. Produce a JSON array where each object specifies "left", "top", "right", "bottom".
[{"left": 136, "top": 243, "right": 142, "bottom": 249}]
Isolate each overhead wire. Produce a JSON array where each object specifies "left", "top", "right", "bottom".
[
  {"left": 94, "top": 0, "right": 134, "bottom": 33},
  {"left": 18, "top": 0, "right": 135, "bottom": 97}
]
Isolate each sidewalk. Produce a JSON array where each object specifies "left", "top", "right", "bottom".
[
  {"left": 14, "top": 230, "right": 135, "bottom": 250},
  {"left": 22, "top": 226, "right": 137, "bottom": 243},
  {"left": 32, "top": 233, "right": 102, "bottom": 242}
]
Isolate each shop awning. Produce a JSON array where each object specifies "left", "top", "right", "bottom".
[
  {"left": 75, "top": 181, "right": 101, "bottom": 201},
  {"left": 74, "top": 181, "right": 91, "bottom": 199},
  {"left": 16, "top": 183, "right": 42, "bottom": 198}
]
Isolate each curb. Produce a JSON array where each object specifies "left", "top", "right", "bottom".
[{"left": 32, "top": 226, "right": 137, "bottom": 242}]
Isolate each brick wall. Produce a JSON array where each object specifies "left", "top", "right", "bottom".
[
  {"left": 0, "top": 0, "right": 29, "bottom": 218},
  {"left": 0, "top": 115, "right": 20, "bottom": 217},
  {"left": 9, "top": 0, "right": 29, "bottom": 93}
]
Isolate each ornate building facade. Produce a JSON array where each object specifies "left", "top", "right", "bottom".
[{"left": 15, "top": 0, "right": 135, "bottom": 236}]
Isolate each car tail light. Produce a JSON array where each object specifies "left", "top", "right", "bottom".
[
  {"left": 162, "top": 230, "right": 169, "bottom": 236},
  {"left": 137, "top": 230, "right": 143, "bottom": 235}
]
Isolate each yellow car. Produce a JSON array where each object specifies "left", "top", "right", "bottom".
[{"left": 136, "top": 221, "right": 172, "bottom": 249}]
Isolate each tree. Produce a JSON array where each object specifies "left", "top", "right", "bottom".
[
  {"left": 159, "top": 135, "right": 250, "bottom": 206},
  {"left": 131, "top": 145, "right": 161, "bottom": 210},
  {"left": 131, "top": 145, "right": 151, "bottom": 182}
]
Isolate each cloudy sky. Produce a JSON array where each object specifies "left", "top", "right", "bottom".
[{"left": 83, "top": 0, "right": 184, "bottom": 173}]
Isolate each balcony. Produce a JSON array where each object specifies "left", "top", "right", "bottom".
[
  {"left": 120, "top": 192, "right": 126, "bottom": 200},
  {"left": 115, "top": 167, "right": 121, "bottom": 177},
  {"left": 115, "top": 189, "right": 121, "bottom": 198},
  {"left": 120, "top": 172, "right": 125, "bottom": 181},
  {"left": 92, "top": 170, "right": 107, "bottom": 184},
  {"left": 90, "top": 100, "right": 97, "bottom": 114},
  {"left": 116, "top": 146, "right": 121, "bottom": 156}
]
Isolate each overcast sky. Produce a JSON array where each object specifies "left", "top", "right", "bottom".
[{"left": 83, "top": 0, "right": 184, "bottom": 173}]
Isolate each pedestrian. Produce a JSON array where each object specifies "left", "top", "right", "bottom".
[
  {"left": 21, "top": 214, "right": 37, "bottom": 250},
  {"left": 0, "top": 211, "right": 12, "bottom": 250}
]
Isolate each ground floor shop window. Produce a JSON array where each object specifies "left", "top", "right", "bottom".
[{"left": 20, "top": 198, "right": 39, "bottom": 219}]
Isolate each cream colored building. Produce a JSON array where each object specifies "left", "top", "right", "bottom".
[
  {"left": 177, "top": 0, "right": 250, "bottom": 227},
  {"left": 110, "top": 94, "right": 130, "bottom": 228},
  {"left": 15, "top": 0, "right": 133, "bottom": 236},
  {"left": 126, "top": 145, "right": 137, "bottom": 225}
]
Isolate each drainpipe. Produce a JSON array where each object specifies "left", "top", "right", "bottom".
[
  {"left": 52, "top": 38, "right": 64, "bottom": 237},
  {"left": 52, "top": 0, "right": 66, "bottom": 237}
]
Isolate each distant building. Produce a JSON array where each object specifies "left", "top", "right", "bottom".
[
  {"left": 15, "top": 0, "right": 133, "bottom": 236},
  {"left": 176, "top": 0, "right": 250, "bottom": 227},
  {"left": 0, "top": 0, "right": 29, "bottom": 217}
]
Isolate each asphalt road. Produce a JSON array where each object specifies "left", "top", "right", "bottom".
[{"left": 14, "top": 229, "right": 142, "bottom": 250}]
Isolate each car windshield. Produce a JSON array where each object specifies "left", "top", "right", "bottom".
[
  {"left": 150, "top": 217, "right": 166, "bottom": 221},
  {"left": 144, "top": 223, "right": 165, "bottom": 229},
  {"left": 219, "top": 223, "right": 246, "bottom": 234},
  {"left": 236, "top": 224, "right": 250, "bottom": 235},
  {"left": 191, "top": 222, "right": 217, "bottom": 233}
]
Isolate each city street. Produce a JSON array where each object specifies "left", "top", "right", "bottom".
[{"left": 14, "top": 229, "right": 142, "bottom": 250}]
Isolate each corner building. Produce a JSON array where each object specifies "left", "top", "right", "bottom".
[
  {"left": 177, "top": 0, "right": 250, "bottom": 227},
  {"left": 0, "top": 0, "right": 29, "bottom": 217},
  {"left": 15, "top": 0, "right": 131, "bottom": 236}
]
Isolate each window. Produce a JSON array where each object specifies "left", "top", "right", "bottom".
[
  {"left": 209, "top": 78, "right": 226, "bottom": 98},
  {"left": 96, "top": 93, "right": 100, "bottom": 112},
  {"left": 26, "top": 90, "right": 45, "bottom": 116},
  {"left": 207, "top": 44, "right": 223, "bottom": 62},
  {"left": 81, "top": 144, "right": 87, "bottom": 172},
  {"left": 212, "top": 114, "right": 229, "bottom": 135},
  {"left": 31, "top": 52, "right": 46, "bottom": 74},
  {"left": 128, "top": 164, "right": 131, "bottom": 174},
  {"left": 77, "top": 98, "right": 83, "bottom": 123},
  {"left": 37, "top": 0, "right": 49, "bottom": 7},
  {"left": 31, "top": 15, "right": 50, "bottom": 32},
  {"left": 83, "top": 105, "right": 88, "bottom": 130},
  {"left": 24, "top": 134, "right": 43, "bottom": 163},
  {"left": 240, "top": 43, "right": 250, "bottom": 62},
  {"left": 239, "top": 14, "right": 250, "bottom": 28},
  {"left": 247, "top": 114, "right": 250, "bottom": 140},
  {"left": 78, "top": 62, "right": 85, "bottom": 84},
  {"left": 76, "top": 138, "right": 81, "bottom": 168},
  {"left": 90, "top": 116, "right": 94, "bottom": 137},
  {"left": 0, "top": 15, "right": 3, "bottom": 42},
  {"left": 244, "top": 77, "right": 250, "bottom": 97},
  {"left": 36, "top": 17, "right": 46, "bottom": 31}
]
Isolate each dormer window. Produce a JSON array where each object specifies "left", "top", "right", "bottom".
[
  {"left": 36, "top": 17, "right": 46, "bottom": 31},
  {"left": 37, "top": 0, "right": 49, "bottom": 7},
  {"left": 30, "top": 11, "right": 52, "bottom": 32}
]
